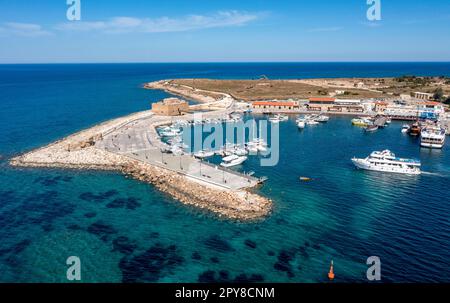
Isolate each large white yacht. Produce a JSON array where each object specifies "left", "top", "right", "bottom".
[
  {"left": 351, "top": 150, "right": 421, "bottom": 175},
  {"left": 420, "top": 125, "right": 446, "bottom": 149}
]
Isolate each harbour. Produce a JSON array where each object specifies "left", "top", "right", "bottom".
[{"left": 1, "top": 63, "right": 450, "bottom": 283}]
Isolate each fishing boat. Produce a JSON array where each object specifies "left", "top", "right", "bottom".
[
  {"left": 220, "top": 155, "right": 247, "bottom": 167},
  {"left": 420, "top": 125, "right": 446, "bottom": 149},
  {"left": 352, "top": 118, "right": 370, "bottom": 127},
  {"left": 297, "top": 120, "right": 306, "bottom": 129},
  {"left": 351, "top": 150, "right": 421, "bottom": 175},
  {"left": 194, "top": 150, "right": 215, "bottom": 159},
  {"left": 408, "top": 122, "right": 421, "bottom": 136}
]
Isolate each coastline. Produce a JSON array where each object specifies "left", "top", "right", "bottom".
[{"left": 10, "top": 82, "right": 272, "bottom": 221}]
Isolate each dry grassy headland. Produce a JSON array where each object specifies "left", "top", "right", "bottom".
[{"left": 169, "top": 76, "right": 450, "bottom": 102}]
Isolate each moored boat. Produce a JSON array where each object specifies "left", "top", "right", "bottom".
[
  {"left": 401, "top": 124, "right": 410, "bottom": 133},
  {"left": 316, "top": 115, "right": 330, "bottom": 123},
  {"left": 420, "top": 125, "right": 446, "bottom": 149},
  {"left": 269, "top": 114, "right": 288, "bottom": 123},
  {"left": 220, "top": 155, "right": 247, "bottom": 167},
  {"left": 365, "top": 125, "right": 379, "bottom": 132},
  {"left": 306, "top": 119, "right": 319, "bottom": 125},
  {"left": 297, "top": 120, "right": 306, "bottom": 129},
  {"left": 352, "top": 118, "right": 370, "bottom": 127},
  {"left": 194, "top": 150, "right": 215, "bottom": 159},
  {"left": 408, "top": 122, "right": 421, "bottom": 136}
]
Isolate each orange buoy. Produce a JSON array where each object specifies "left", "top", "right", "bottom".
[{"left": 328, "top": 260, "right": 335, "bottom": 280}]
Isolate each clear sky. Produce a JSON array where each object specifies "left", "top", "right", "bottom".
[{"left": 0, "top": 0, "right": 449, "bottom": 63}]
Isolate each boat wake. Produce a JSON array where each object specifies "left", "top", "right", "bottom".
[{"left": 420, "top": 171, "right": 447, "bottom": 177}]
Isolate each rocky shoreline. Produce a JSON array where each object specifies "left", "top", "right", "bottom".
[{"left": 11, "top": 147, "right": 271, "bottom": 221}]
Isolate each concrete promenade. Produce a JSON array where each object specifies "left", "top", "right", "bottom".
[{"left": 95, "top": 95, "right": 262, "bottom": 191}]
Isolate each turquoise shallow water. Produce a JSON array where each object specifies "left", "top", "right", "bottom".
[{"left": 0, "top": 63, "right": 449, "bottom": 282}]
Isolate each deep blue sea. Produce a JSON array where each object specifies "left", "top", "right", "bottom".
[{"left": 0, "top": 63, "right": 449, "bottom": 282}]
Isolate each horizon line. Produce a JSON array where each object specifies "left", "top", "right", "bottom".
[{"left": 1, "top": 61, "right": 450, "bottom": 65}]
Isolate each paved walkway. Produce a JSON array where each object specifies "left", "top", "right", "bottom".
[{"left": 96, "top": 102, "right": 261, "bottom": 191}]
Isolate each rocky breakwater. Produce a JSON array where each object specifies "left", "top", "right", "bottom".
[
  {"left": 10, "top": 110, "right": 153, "bottom": 170},
  {"left": 123, "top": 160, "right": 272, "bottom": 221}
]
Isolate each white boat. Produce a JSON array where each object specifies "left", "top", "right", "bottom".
[
  {"left": 269, "top": 114, "right": 288, "bottom": 123},
  {"left": 160, "top": 129, "right": 182, "bottom": 137},
  {"left": 315, "top": 115, "right": 330, "bottom": 123},
  {"left": 268, "top": 116, "right": 281, "bottom": 123},
  {"left": 279, "top": 115, "right": 289, "bottom": 121},
  {"left": 420, "top": 125, "right": 446, "bottom": 149},
  {"left": 245, "top": 138, "right": 267, "bottom": 153},
  {"left": 233, "top": 147, "right": 249, "bottom": 156},
  {"left": 194, "top": 150, "right": 215, "bottom": 159},
  {"left": 245, "top": 142, "right": 259, "bottom": 153},
  {"left": 220, "top": 155, "right": 247, "bottom": 167},
  {"left": 215, "top": 149, "right": 233, "bottom": 157},
  {"left": 401, "top": 124, "right": 410, "bottom": 133},
  {"left": 306, "top": 120, "right": 319, "bottom": 125},
  {"left": 297, "top": 120, "right": 306, "bottom": 129},
  {"left": 351, "top": 150, "right": 421, "bottom": 175},
  {"left": 252, "top": 138, "right": 268, "bottom": 152}
]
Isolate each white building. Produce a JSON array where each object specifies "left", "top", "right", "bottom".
[
  {"left": 414, "top": 92, "right": 434, "bottom": 100},
  {"left": 416, "top": 101, "right": 445, "bottom": 119}
]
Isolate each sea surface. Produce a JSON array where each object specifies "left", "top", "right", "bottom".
[{"left": 0, "top": 63, "right": 449, "bottom": 282}]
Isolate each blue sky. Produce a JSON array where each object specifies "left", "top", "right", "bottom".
[{"left": 0, "top": 0, "right": 449, "bottom": 63}]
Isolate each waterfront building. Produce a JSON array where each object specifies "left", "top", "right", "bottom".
[
  {"left": 309, "top": 97, "right": 336, "bottom": 105},
  {"left": 252, "top": 101, "right": 298, "bottom": 111},
  {"left": 384, "top": 104, "right": 419, "bottom": 120},
  {"left": 152, "top": 98, "right": 189, "bottom": 116},
  {"left": 374, "top": 101, "right": 388, "bottom": 113},
  {"left": 308, "top": 98, "right": 364, "bottom": 113},
  {"left": 417, "top": 101, "right": 445, "bottom": 120}
]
